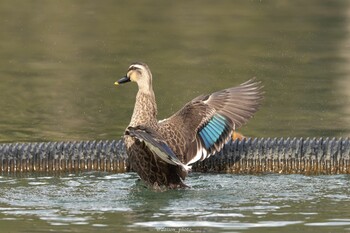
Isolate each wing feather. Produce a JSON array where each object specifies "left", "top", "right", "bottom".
[
  {"left": 159, "top": 78, "right": 264, "bottom": 165},
  {"left": 126, "top": 126, "right": 191, "bottom": 173}
]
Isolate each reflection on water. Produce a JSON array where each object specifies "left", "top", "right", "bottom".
[
  {"left": 0, "top": 173, "right": 349, "bottom": 232},
  {"left": 0, "top": 0, "right": 349, "bottom": 142}
]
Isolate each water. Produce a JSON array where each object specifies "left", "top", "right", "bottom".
[
  {"left": 0, "top": 173, "right": 349, "bottom": 232},
  {"left": 1, "top": 0, "right": 350, "bottom": 232},
  {"left": 0, "top": 0, "right": 349, "bottom": 142}
]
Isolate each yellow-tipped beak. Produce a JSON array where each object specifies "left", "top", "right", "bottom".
[{"left": 115, "top": 76, "right": 131, "bottom": 86}]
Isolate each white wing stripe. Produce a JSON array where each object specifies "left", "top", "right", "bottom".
[
  {"left": 186, "top": 144, "right": 203, "bottom": 165},
  {"left": 143, "top": 140, "right": 191, "bottom": 171}
]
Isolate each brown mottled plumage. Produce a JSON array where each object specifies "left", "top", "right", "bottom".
[{"left": 115, "top": 62, "right": 263, "bottom": 189}]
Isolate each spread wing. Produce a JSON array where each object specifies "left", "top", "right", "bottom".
[{"left": 159, "top": 78, "right": 264, "bottom": 165}]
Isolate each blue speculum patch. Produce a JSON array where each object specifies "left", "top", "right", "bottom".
[{"left": 199, "top": 114, "right": 228, "bottom": 149}]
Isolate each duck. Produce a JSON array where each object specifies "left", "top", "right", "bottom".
[{"left": 115, "top": 62, "right": 263, "bottom": 189}]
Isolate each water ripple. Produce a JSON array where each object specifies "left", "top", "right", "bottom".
[{"left": 0, "top": 173, "right": 349, "bottom": 232}]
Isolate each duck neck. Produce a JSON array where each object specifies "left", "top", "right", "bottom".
[{"left": 129, "top": 88, "right": 158, "bottom": 128}]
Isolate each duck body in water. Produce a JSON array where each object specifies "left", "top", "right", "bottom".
[{"left": 115, "top": 62, "right": 263, "bottom": 189}]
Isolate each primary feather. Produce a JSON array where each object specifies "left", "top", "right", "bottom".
[{"left": 159, "top": 78, "right": 263, "bottom": 165}]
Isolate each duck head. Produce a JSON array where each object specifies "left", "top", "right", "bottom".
[{"left": 115, "top": 62, "right": 153, "bottom": 92}]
